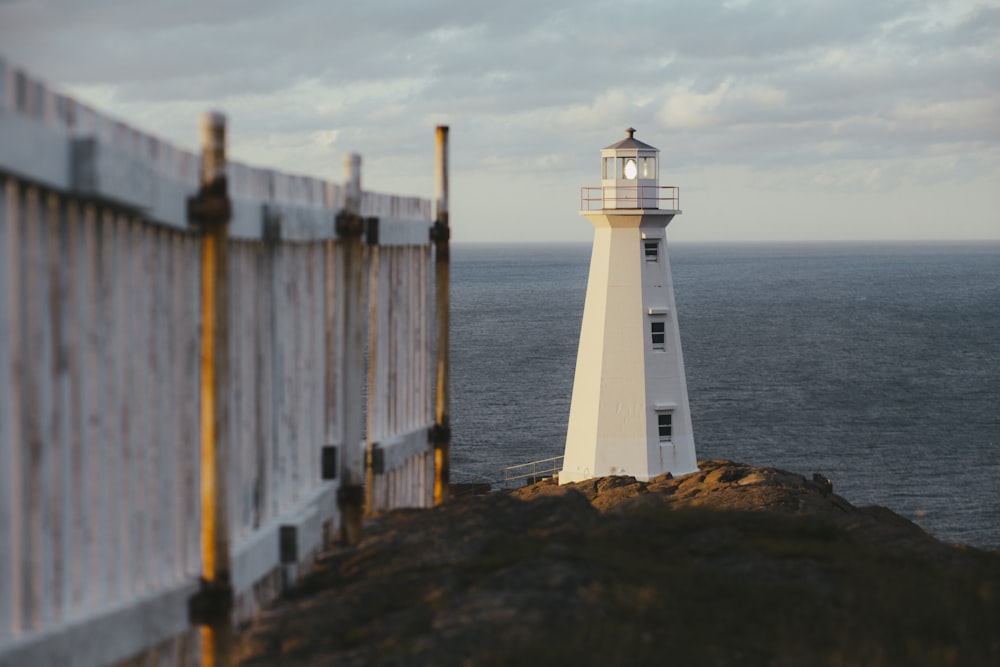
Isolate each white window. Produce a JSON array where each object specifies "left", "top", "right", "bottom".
[
  {"left": 651, "top": 320, "right": 665, "bottom": 350},
  {"left": 657, "top": 412, "right": 673, "bottom": 442},
  {"left": 644, "top": 241, "right": 658, "bottom": 261}
]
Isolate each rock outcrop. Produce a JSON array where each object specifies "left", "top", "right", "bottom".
[{"left": 235, "top": 460, "right": 1000, "bottom": 667}]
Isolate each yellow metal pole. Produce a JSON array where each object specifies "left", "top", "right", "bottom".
[
  {"left": 432, "top": 126, "right": 451, "bottom": 505},
  {"left": 189, "top": 111, "right": 234, "bottom": 667}
]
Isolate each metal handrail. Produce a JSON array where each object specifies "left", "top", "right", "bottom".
[
  {"left": 501, "top": 455, "right": 564, "bottom": 488},
  {"left": 580, "top": 185, "right": 680, "bottom": 211}
]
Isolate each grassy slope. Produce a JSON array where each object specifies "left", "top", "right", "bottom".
[{"left": 236, "top": 461, "right": 1000, "bottom": 667}]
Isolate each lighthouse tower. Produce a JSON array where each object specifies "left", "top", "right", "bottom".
[{"left": 559, "top": 128, "right": 697, "bottom": 484}]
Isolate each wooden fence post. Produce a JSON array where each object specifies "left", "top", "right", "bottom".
[
  {"left": 432, "top": 126, "right": 451, "bottom": 505},
  {"left": 336, "top": 153, "right": 365, "bottom": 544},
  {"left": 364, "top": 231, "right": 380, "bottom": 516},
  {"left": 186, "top": 111, "right": 234, "bottom": 667}
]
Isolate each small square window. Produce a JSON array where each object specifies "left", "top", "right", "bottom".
[
  {"left": 651, "top": 320, "right": 665, "bottom": 350},
  {"left": 644, "top": 241, "right": 658, "bottom": 261},
  {"left": 657, "top": 412, "right": 673, "bottom": 442}
]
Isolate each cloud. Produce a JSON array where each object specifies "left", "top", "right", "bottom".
[
  {"left": 556, "top": 90, "right": 632, "bottom": 133},
  {"left": 658, "top": 79, "right": 733, "bottom": 129},
  {"left": 0, "top": 0, "right": 997, "bottom": 241}
]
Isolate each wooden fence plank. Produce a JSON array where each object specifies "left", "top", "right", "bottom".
[
  {"left": 81, "top": 202, "right": 104, "bottom": 609},
  {"left": 22, "top": 184, "right": 46, "bottom": 631},
  {"left": 149, "top": 225, "right": 166, "bottom": 593},
  {"left": 62, "top": 197, "right": 85, "bottom": 616},
  {"left": 0, "top": 177, "right": 24, "bottom": 640},
  {"left": 259, "top": 240, "right": 276, "bottom": 528},
  {"left": 182, "top": 233, "right": 202, "bottom": 578},
  {"left": 48, "top": 191, "right": 71, "bottom": 623},
  {"left": 132, "top": 219, "right": 149, "bottom": 597}
]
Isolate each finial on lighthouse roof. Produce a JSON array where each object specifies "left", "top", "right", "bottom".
[{"left": 604, "top": 127, "right": 658, "bottom": 151}]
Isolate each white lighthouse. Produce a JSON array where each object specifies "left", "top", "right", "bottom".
[{"left": 559, "top": 128, "right": 698, "bottom": 484}]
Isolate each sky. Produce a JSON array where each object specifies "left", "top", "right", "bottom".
[{"left": 0, "top": 0, "right": 998, "bottom": 243}]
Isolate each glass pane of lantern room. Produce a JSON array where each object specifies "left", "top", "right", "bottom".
[
  {"left": 604, "top": 157, "right": 615, "bottom": 179},
  {"left": 642, "top": 157, "right": 655, "bottom": 178},
  {"left": 620, "top": 158, "right": 638, "bottom": 180}
]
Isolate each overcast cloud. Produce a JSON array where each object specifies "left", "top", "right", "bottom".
[{"left": 1, "top": 0, "right": 998, "bottom": 242}]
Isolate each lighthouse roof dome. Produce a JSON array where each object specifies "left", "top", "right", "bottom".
[{"left": 604, "top": 127, "right": 657, "bottom": 151}]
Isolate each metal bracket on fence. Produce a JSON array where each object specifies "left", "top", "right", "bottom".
[
  {"left": 321, "top": 445, "right": 339, "bottom": 480},
  {"left": 369, "top": 445, "right": 385, "bottom": 475},
  {"left": 335, "top": 210, "right": 365, "bottom": 237},
  {"left": 262, "top": 206, "right": 282, "bottom": 242},
  {"left": 364, "top": 216, "right": 380, "bottom": 245},
  {"left": 429, "top": 423, "right": 451, "bottom": 449},
  {"left": 186, "top": 182, "right": 231, "bottom": 231},
  {"left": 429, "top": 218, "right": 450, "bottom": 243},
  {"left": 188, "top": 577, "right": 234, "bottom": 627},
  {"left": 279, "top": 525, "right": 298, "bottom": 564},
  {"left": 337, "top": 484, "right": 364, "bottom": 506}
]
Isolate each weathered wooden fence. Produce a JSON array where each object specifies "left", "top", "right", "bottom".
[{"left": 0, "top": 57, "right": 449, "bottom": 666}]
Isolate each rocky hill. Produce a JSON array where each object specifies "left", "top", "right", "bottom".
[{"left": 235, "top": 460, "right": 1000, "bottom": 666}]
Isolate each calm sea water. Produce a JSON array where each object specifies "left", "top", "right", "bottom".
[{"left": 450, "top": 241, "right": 1000, "bottom": 550}]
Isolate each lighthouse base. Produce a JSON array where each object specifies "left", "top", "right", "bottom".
[{"left": 559, "top": 435, "right": 699, "bottom": 484}]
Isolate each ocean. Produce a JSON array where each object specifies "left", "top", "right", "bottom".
[{"left": 449, "top": 241, "right": 1000, "bottom": 551}]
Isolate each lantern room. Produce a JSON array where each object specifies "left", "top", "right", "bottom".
[{"left": 600, "top": 127, "right": 659, "bottom": 209}]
